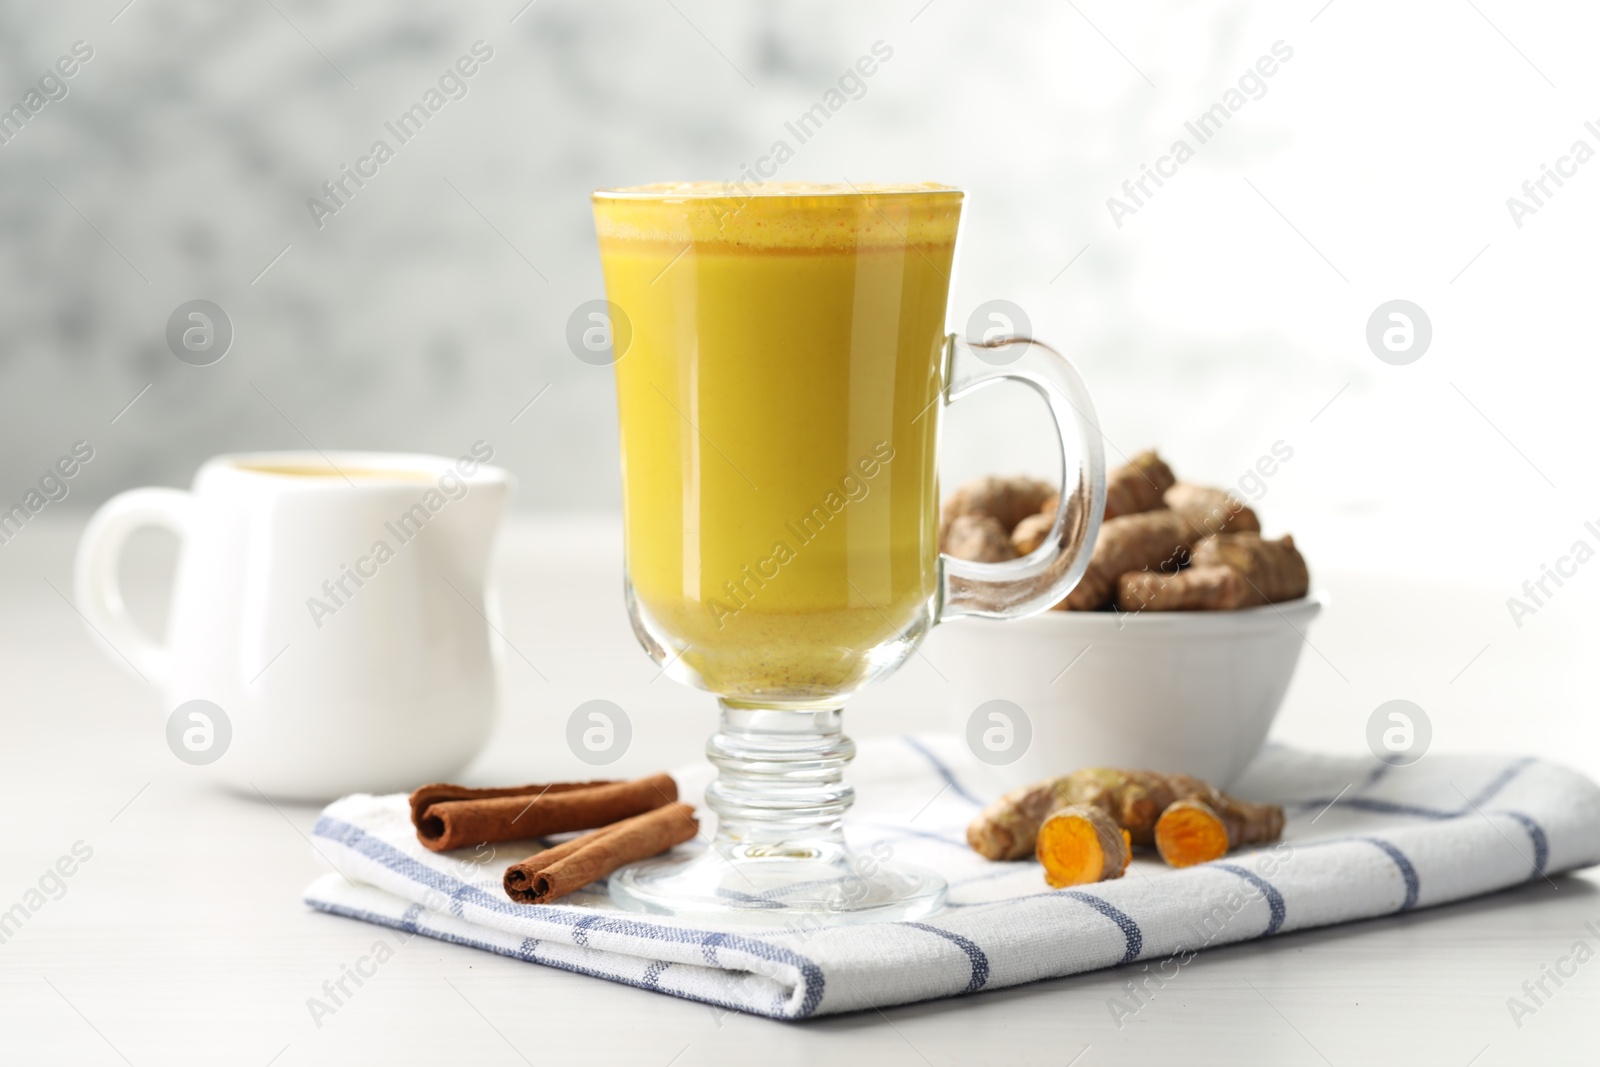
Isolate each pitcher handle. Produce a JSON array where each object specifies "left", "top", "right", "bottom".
[
  {"left": 937, "top": 334, "right": 1106, "bottom": 620},
  {"left": 74, "top": 487, "right": 194, "bottom": 685}
]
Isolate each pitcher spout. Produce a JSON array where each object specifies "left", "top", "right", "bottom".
[{"left": 432, "top": 463, "right": 514, "bottom": 587}]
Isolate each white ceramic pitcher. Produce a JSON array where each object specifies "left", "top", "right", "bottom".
[{"left": 75, "top": 448, "right": 513, "bottom": 800}]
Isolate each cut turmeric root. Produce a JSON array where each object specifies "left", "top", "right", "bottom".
[
  {"left": 968, "top": 768, "right": 1286, "bottom": 882},
  {"left": 1037, "top": 805, "right": 1133, "bottom": 887},
  {"left": 1155, "top": 794, "right": 1285, "bottom": 867},
  {"left": 967, "top": 767, "right": 1183, "bottom": 861}
]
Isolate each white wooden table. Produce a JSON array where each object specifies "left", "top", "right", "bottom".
[{"left": 2, "top": 515, "right": 1594, "bottom": 1065}]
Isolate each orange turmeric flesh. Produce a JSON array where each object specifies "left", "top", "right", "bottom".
[
  {"left": 1037, "top": 805, "right": 1132, "bottom": 887},
  {"left": 1154, "top": 799, "right": 1232, "bottom": 867}
]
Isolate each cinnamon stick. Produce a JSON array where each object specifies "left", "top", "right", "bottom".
[
  {"left": 408, "top": 780, "right": 616, "bottom": 829},
  {"left": 503, "top": 802, "right": 699, "bottom": 905},
  {"left": 410, "top": 773, "right": 677, "bottom": 852}
]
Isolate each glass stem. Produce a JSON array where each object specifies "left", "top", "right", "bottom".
[{"left": 703, "top": 702, "right": 856, "bottom": 860}]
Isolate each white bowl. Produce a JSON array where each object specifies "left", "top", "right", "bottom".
[{"left": 930, "top": 593, "right": 1326, "bottom": 790}]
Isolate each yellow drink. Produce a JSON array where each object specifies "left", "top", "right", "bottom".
[{"left": 594, "top": 182, "right": 963, "bottom": 704}]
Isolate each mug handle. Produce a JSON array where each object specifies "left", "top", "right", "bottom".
[
  {"left": 74, "top": 488, "right": 194, "bottom": 685},
  {"left": 937, "top": 334, "right": 1107, "bottom": 619}
]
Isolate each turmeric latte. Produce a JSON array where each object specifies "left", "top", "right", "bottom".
[{"left": 594, "top": 183, "right": 963, "bottom": 703}]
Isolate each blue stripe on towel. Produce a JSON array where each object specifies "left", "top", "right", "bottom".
[
  {"left": 1294, "top": 797, "right": 1455, "bottom": 820},
  {"left": 1495, "top": 810, "right": 1550, "bottom": 878},
  {"left": 641, "top": 960, "right": 671, "bottom": 990},
  {"left": 1359, "top": 838, "right": 1420, "bottom": 911},
  {"left": 1468, "top": 758, "right": 1535, "bottom": 808},
  {"left": 312, "top": 898, "right": 708, "bottom": 998},
  {"left": 712, "top": 887, "right": 787, "bottom": 908},
  {"left": 1062, "top": 891, "right": 1143, "bottom": 963},
  {"left": 571, "top": 914, "right": 602, "bottom": 947},
  {"left": 312, "top": 816, "right": 829, "bottom": 1019},
  {"left": 1361, "top": 761, "right": 1393, "bottom": 791},
  {"left": 1297, "top": 757, "right": 1538, "bottom": 821},
  {"left": 901, "top": 737, "right": 984, "bottom": 807},
  {"left": 1214, "top": 864, "right": 1286, "bottom": 936},
  {"left": 900, "top": 922, "right": 990, "bottom": 994},
  {"left": 701, "top": 932, "right": 729, "bottom": 967}
]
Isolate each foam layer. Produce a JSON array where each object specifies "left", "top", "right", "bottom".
[{"left": 593, "top": 182, "right": 963, "bottom": 251}]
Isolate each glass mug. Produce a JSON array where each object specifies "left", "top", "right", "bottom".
[{"left": 593, "top": 182, "right": 1105, "bottom": 922}]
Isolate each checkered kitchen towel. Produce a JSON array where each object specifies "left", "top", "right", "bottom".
[{"left": 304, "top": 736, "right": 1600, "bottom": 1019}]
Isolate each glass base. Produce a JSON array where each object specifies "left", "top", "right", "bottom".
[
  {"left": 607, "top": 702, "right": 948, "bottom": 926},
  {"left": 609, "top": 845, "right": 947, "bottom": 926}
]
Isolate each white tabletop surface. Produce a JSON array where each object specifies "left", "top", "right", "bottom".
[{"left": 2, "top": 514, "right": 1596, "bottom": 1066}]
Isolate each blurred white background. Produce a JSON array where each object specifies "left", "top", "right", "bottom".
[{"left": 2, "top": 0, "right": 1595, "bottom": 760}]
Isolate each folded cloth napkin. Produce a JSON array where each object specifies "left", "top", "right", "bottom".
[{"left": 304, "top": 737, "right": 1600, "bottom": 1020}]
